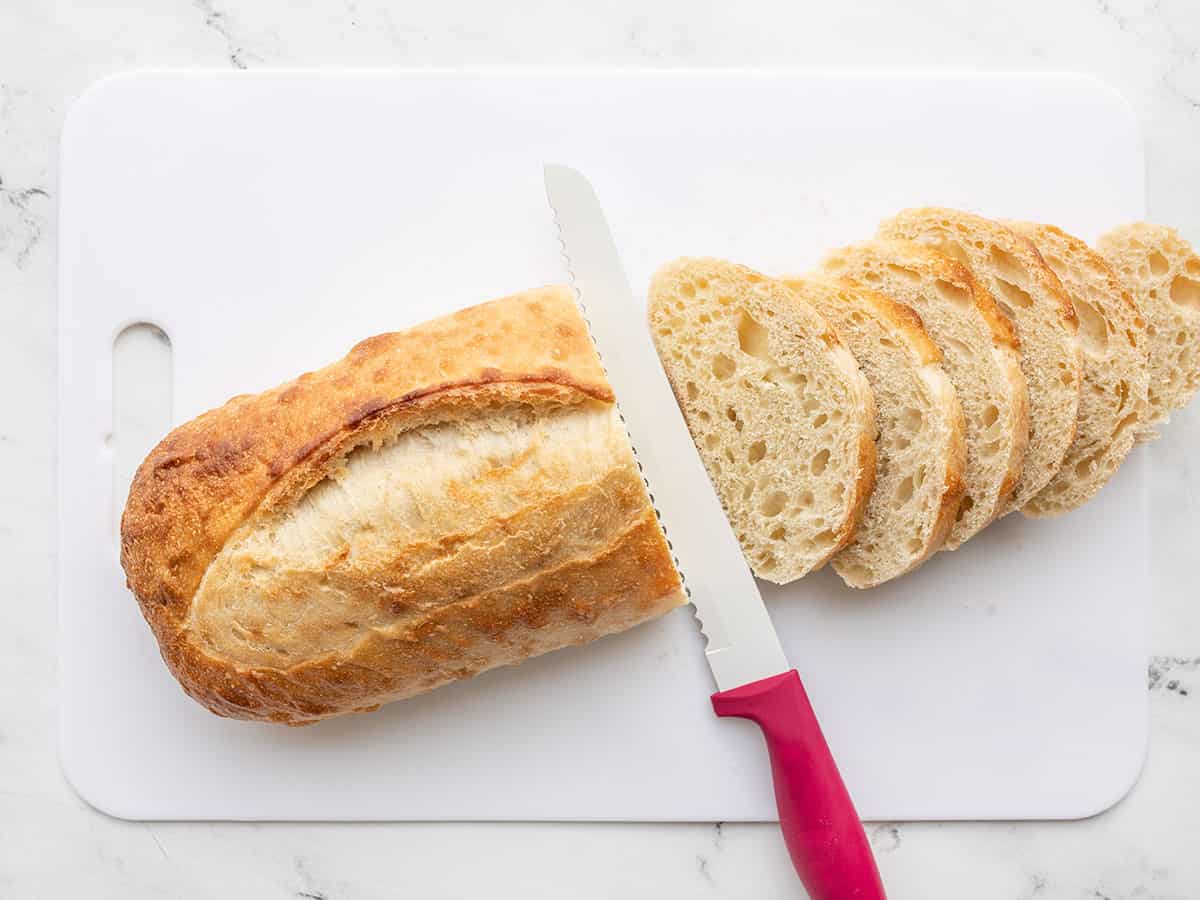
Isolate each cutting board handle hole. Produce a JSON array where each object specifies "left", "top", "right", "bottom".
[{"left": 111, "top": 323, "right": 173, "bottom": 540}]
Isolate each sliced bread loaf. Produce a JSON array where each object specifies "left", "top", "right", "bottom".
[
  {"left": 647, "top": 258, "right": 877, "bottom": 583},
  {"left": 821, "top": 239, "right": 1028, "bottom": 549},
  {"left": 784, "top": 275, "right": 966, "bottom": 588},
  {"left": 1096, "top": 223, "right": 1200, "bottom": 431},
  {"left": 880, "top": 208, "right": 1082, "bottom": 511},
  {"left": 1012, "top": 222, "right": 1149, "bottom": 516}
]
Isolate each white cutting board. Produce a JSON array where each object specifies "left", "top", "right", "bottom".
[{"left": 58, "top": 70, "right": 1148, "bottom": 821}]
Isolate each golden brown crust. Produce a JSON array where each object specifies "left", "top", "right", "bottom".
[{"left": 121, "top": 287, "right": 684, "bottom": 724}]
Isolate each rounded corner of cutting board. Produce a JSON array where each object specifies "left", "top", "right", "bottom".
[
  {"left": 59, "top": 731, "right": 147, "bottom": 823},
  {"left": 1061, "top": 720, "right": 1149, "bottom": 822}
]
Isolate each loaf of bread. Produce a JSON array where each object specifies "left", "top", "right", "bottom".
[
  {"left": 788, "top": 275, "right": 966, "bottom": 588},
  {"left": 121, "top": 287, "right": 685, "bottom": 724},
  {"left": 647, "top": 258, "right": 877, "bottom": 583},
  {"left": 820, "top": 239, "right": 1028, "bottom": 550},
  {"left": 880, "top": 209, "right": 1082, "bottom": 512},
  {"left": 1012, "top": 223, "right": 1149, "bottom": 516}
]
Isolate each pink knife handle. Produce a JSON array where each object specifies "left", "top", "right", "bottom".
[{"left": 711, "top": 670, "right": 886, "bottom": 899}]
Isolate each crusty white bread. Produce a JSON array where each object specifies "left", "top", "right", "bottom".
[
  {"left": 648, "top": 258, "right": 877, "bottom": 583},
  {"left": 121, "top": 287, "right": 685, "bottom": 724},
  {"left": 880, "top": 208, "right": 1082, "bottom": 512},
  {"left": 820, "top": 239, "right": 1028, "bottom": 550},
  {"left": 1097, "top": 223, "right": 1200, "bottom": 432},
  {"left": 1012, "top": 222, "right": 1149, "bottom": 516},
  {"left": 785, "top": 275, "right": 966, "bottom": 588}
]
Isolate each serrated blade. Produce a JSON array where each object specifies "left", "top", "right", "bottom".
[{"left": 544, "top": 164, "right": 788, "bottom": 691}]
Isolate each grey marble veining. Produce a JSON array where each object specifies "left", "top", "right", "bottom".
[{"left": 1, "top": 0, "right": 1198, "bottom": 897}]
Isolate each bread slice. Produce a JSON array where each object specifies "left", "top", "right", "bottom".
[
  {"left": 820, "top": 239, "right": 1028, "bottom": 549},
  {"left": 783, "top": 275, "right": 966, "bottom": 588},
  {"left": 880, "top": 208, "right": 1082, "bottom": 511},
  {"left": 647, "top": 258, "right": 877, "bottom": 583},
  {"left": 1096, "top": 223, "right": 1200, "bottom": 431},
  {"left": 1011, "top": 222, "right": 1149, "bottom": 516}
]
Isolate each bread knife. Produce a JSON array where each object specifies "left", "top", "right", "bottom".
[{"left": 544, "top": 164, "right": 886, "bottom": 900}]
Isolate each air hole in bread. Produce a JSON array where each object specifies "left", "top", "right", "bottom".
[
  {"left": 724, "top": 447, "right": 735, "bottom": 464},
  {"left": 685, "top": 381, "right": 699, "bottom": 400},
  {"left": 748, "top": 441, "right": 767, "bottom": 463},
  {"left": 680, "top": 282, "right": 696, "bottom": 298},
  {"left": 1042, "top": 254, "right": 1067, "bottom": 277},
  {"left": 769, "top": 526, "right": 786, "bottom": 541},
  {"left": 1074, "top": 298, "right": 1111, "bottom": 355},
  {"left": 811, "top": 448, "right": 830, "bottom": 475},
  {"left": 798, "top": 489, "right": 815, "bottom": 508},
  {"left": 956, "top": 494, "right": 974, "bottom": 522},
  {"left": 994, "top": 278, "right": 1034, "bottom": 310},
  {"left": 932, "top": 241, "right": 972, "bottom": 266},
  {"left": 717, "top": 294, "right": 734, "bottom": 306},
  {"left": 812, "top": 529, "right": 836, "bottom": 548},
  {"left": 982, "top": 404, "right": 999, "bottom": 427},
  {"left": 907, "top": 538, "right": 923, "bottom": 554},
  {"left": 726, "top": 406, "right": 738, "bottom": 422},
  {"left": 742, "top": 484, "right": 753, "bottom": 500},
  {"left": 695, "top": 278, "right": 709, "bottom": 289},
  {"left": 863, "top": 271, "right": 882, "bottom": 285},
  {"left": 760, "top": 491, "right": 788, "bottom": 517},
  {"left": 1170, "top": 275, "right": 1200, "bottom": 310},
  {"left": 878, "top": 337, "right": 898, "bottom": 350},
  {"left": 736, "top": 309, "right": 771, "bottom": 358},
  {"left": 697, "top": 410, "right": 711, "bottom": 423},
  {"left": 933, "top": 279, "right": 972, "bottom": 309},
  {"left": 704, "top": 434, "right": 719, "bottom": 450},
  {"left": 1177, "top": 332, "right": 1188, "bottom": 346},
  {"left": 885, "top": 264, "right": 923, "bottom": 286},
  {"left": 813, "top": 413, "right": 829, "bottom": 428},
  {"left": 712, "top": 354, "right": 736, "bottom": 379},
  {"left": 1187, "top": 259, "right": 1200, "bottom": 276},
  {"left": 895, "top": 476, "right": 914, "bottom": 504},
  {"left": 1149, "top": 251, "right": 1170, "bottom": 276}
]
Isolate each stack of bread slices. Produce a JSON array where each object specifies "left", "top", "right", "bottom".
[{"left": 648, "top": 211, "right": 1200, "bottom": 588}]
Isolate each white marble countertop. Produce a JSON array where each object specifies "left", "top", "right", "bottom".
[{"left": 2, "top": 0, "right": 1199, "bottom": 897}]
